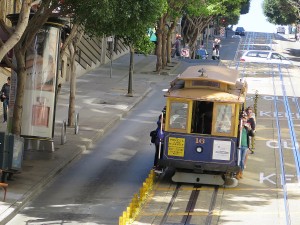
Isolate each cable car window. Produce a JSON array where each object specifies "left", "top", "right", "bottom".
[
  {"left": 169, "top": 102, "right": 188, "bottom": 129},
  {"left": 213, "top": 104, "right": 233, "bottom": 134},
  {"left": 192, "top": 80, "right": 220, "bottom": 88},
  {"left": 191, "top": 101, "right": 213, "bottom": 134}
]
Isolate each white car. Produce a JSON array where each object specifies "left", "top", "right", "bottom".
[
  {"left": 277, "top": 26, "right": 285, "bottom": 34},
  {"left": 240, "top": 50, "right": 292, "bottom": 65}
]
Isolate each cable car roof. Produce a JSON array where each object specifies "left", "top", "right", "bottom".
[
  {"left": 165, "top": 88, "right": 246, "bottom": 103},
  {"left": 176, "top": 65, "right": 239, "bottom": 85},
  {"left": 165, "top": 65, "right": 247, "bottom": 103}
]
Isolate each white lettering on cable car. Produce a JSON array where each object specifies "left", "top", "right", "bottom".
[{"left": 260, "top": 173, "right": 294, "bottom": 185}]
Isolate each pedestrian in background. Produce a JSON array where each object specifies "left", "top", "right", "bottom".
[
  {"left": 212, "top": 47, "right": 219, "bottom": 60},
  {"left": 1, "top": 77, "right": 10, "bottom": 123},
  {"left": 172, "top": 34, "right": 181, "bottom": 58},
  {"left": 213, "top": 38, "right": 221, "bottom": 55}
]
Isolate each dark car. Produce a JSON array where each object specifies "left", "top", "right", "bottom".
[{"left": 235, "top": 27, "right": 245, "bottom": 36}]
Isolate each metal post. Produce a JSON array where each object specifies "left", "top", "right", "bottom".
[
  {"left": 75, "top": 113, "right": 79, "bottom": 134},
  {"left": 110, "top": 44, "right": 113, "bottom": 78},
  {"left": 61, "top": 120, "right": 67, "bottom": 145},
  {"left": 107, "top": 36, "right": 114, "bottom": 78}
]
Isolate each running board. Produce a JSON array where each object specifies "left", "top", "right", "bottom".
[{"left": 172, "top": 172, "right": 225, "bottom": 186}]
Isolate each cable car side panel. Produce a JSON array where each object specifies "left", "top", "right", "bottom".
[{"left": 160, "top": 132, "right": 239, "bottom": 173}]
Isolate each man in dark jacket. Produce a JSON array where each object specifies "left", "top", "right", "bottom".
[
  {"left": 153, "top": 107, "right": 166, "bottom": 170},
  {"left": 236, "top": 114, "right": 251, "bottom": 179},
  {"left": 1, "top": 77, "right": 10, "bottom": 123},
  {"left": 246, "top": 106, "right": 256, "bottom": 154}
]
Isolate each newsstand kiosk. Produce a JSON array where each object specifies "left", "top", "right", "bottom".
[{"left": 0, "top": 14, "right": 66, "bottom": 181}]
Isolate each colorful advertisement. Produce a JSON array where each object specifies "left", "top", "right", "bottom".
[{"left": 21, "top": 26, "right": 60, "bottom": 138}]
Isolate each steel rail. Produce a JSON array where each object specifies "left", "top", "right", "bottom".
[
  {"left": 277, "top": 65, "right": 300, "bottom": 181},
  {"left": 159, "top": 183, "right": 181, "bottom": 225},
  {"left": 271, "top": 64, "right": 291, "bottom": 225},
  {"left": 204, "top": 186, "right": 219, "bottom": 225},
  {"left": 284, "top": 66, "right": 300, "bottom": 182},
  {"left": 181, "top": 185, "right": 201, "bottom": 224}
]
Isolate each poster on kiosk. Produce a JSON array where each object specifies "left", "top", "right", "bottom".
[{"left": 20, "top": 26, "right": 60, "bottom": 138}]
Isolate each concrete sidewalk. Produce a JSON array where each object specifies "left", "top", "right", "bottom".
[{"left": 0, "top": 53, "right": 181, "bottom": 224}]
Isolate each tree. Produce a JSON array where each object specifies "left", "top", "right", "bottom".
[
  {"left": 0, "top": 0, "right": 41, "bottom": 64},
  {"left": 60, "top": 23, "right": 83, "bottom": 126},
  {"left": 180, "top": 0, "right": 247, "bottom": 58},
  {"left": 154, "top": 0, "right": 187, "bottom": 72},
  {"left": 71, "top": 0, "right": 167, "bottom": 96},
  {"left": 2, "top": 0, "right": 165, "bottom": 135},
  {"left": 9, "top": 0, "right": 79, "bottom": 135},
  {"left": 240, "top": 0, "right": 250, "bottom": 15},
  {"left": 286, "top": 0, "right": 300, "bottom": 17},
  {"left": 263, "top": 0, "right": 297, "bottom": 25},
  {"left": 154, "top": 0, "right": 248, "bottom": 69}
]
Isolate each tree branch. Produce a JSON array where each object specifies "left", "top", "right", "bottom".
[{"left": 61, "top": 23, "right": 80, "bottom": 56}]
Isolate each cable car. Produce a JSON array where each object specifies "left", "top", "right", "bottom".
[{"left": 157, "top": 65, "right": 247, "bottom": 186}]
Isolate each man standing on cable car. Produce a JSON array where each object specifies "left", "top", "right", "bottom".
[{"left": 237, "top": 114, "right": 250, "bottom": 179}]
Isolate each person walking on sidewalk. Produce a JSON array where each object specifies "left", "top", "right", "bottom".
[
  {"left": 172, "top": 35, "right": 181, "bottom": 58},
  {"left": 1, "top": 77, "right": 10, "bottom": 123},
  {"left": 213, "top": 38, "right": 221, "bottom": 55}
]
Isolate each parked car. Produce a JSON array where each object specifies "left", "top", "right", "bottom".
[
  {"left": 235, "top": 27, "right": 245, "bottom": 36},
  {"left": 277, "top": 26, "right": 285, "bottom": 34},
  {"left": 240, "top": 44, "right": 272, "bottom": 50},
  {"left": 240, "top": 50, "right": 292, "bottom": 65},
  {"left": 195, "top": 48, "right": 209, "bottom": 59}
]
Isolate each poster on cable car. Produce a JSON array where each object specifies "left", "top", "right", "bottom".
[{"left": 21, "top": 26, "right": 60, "bottom": 138}]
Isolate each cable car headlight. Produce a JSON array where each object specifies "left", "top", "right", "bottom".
[{"left": 196, "top": 146, "right": 203, "bottom": 153}]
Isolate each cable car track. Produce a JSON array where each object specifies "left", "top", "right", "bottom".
[
  {"left": 157, "top": 184, "right": 219, "bottom": 225},
  {"left": 204, "top": 186, "right": 219, "bottom": 225}
]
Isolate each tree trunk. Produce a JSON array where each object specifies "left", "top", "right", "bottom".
[
  {"left": 67, "top": 42, "right": 76, "bottom": 126},
  {"left": 189, "top": 28, "right": 199, "bottom": 59},
  {"left": 127, "top": 46, "right": 134, "bottom": 97},
  {"left": 156, "top": 18, "right": 164, "bottom": 73},
  {"left": 12, "top": 47, "right": 26, "bottom": 135},
  {"left": 167, "top": 21, "right": 176, "bottom": 64},
  {"left": 162, "top": 30, "right": 167, "bottom": 68},
  {"left": 65, "top": 24, "right": 82, "bottom": 127}
]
